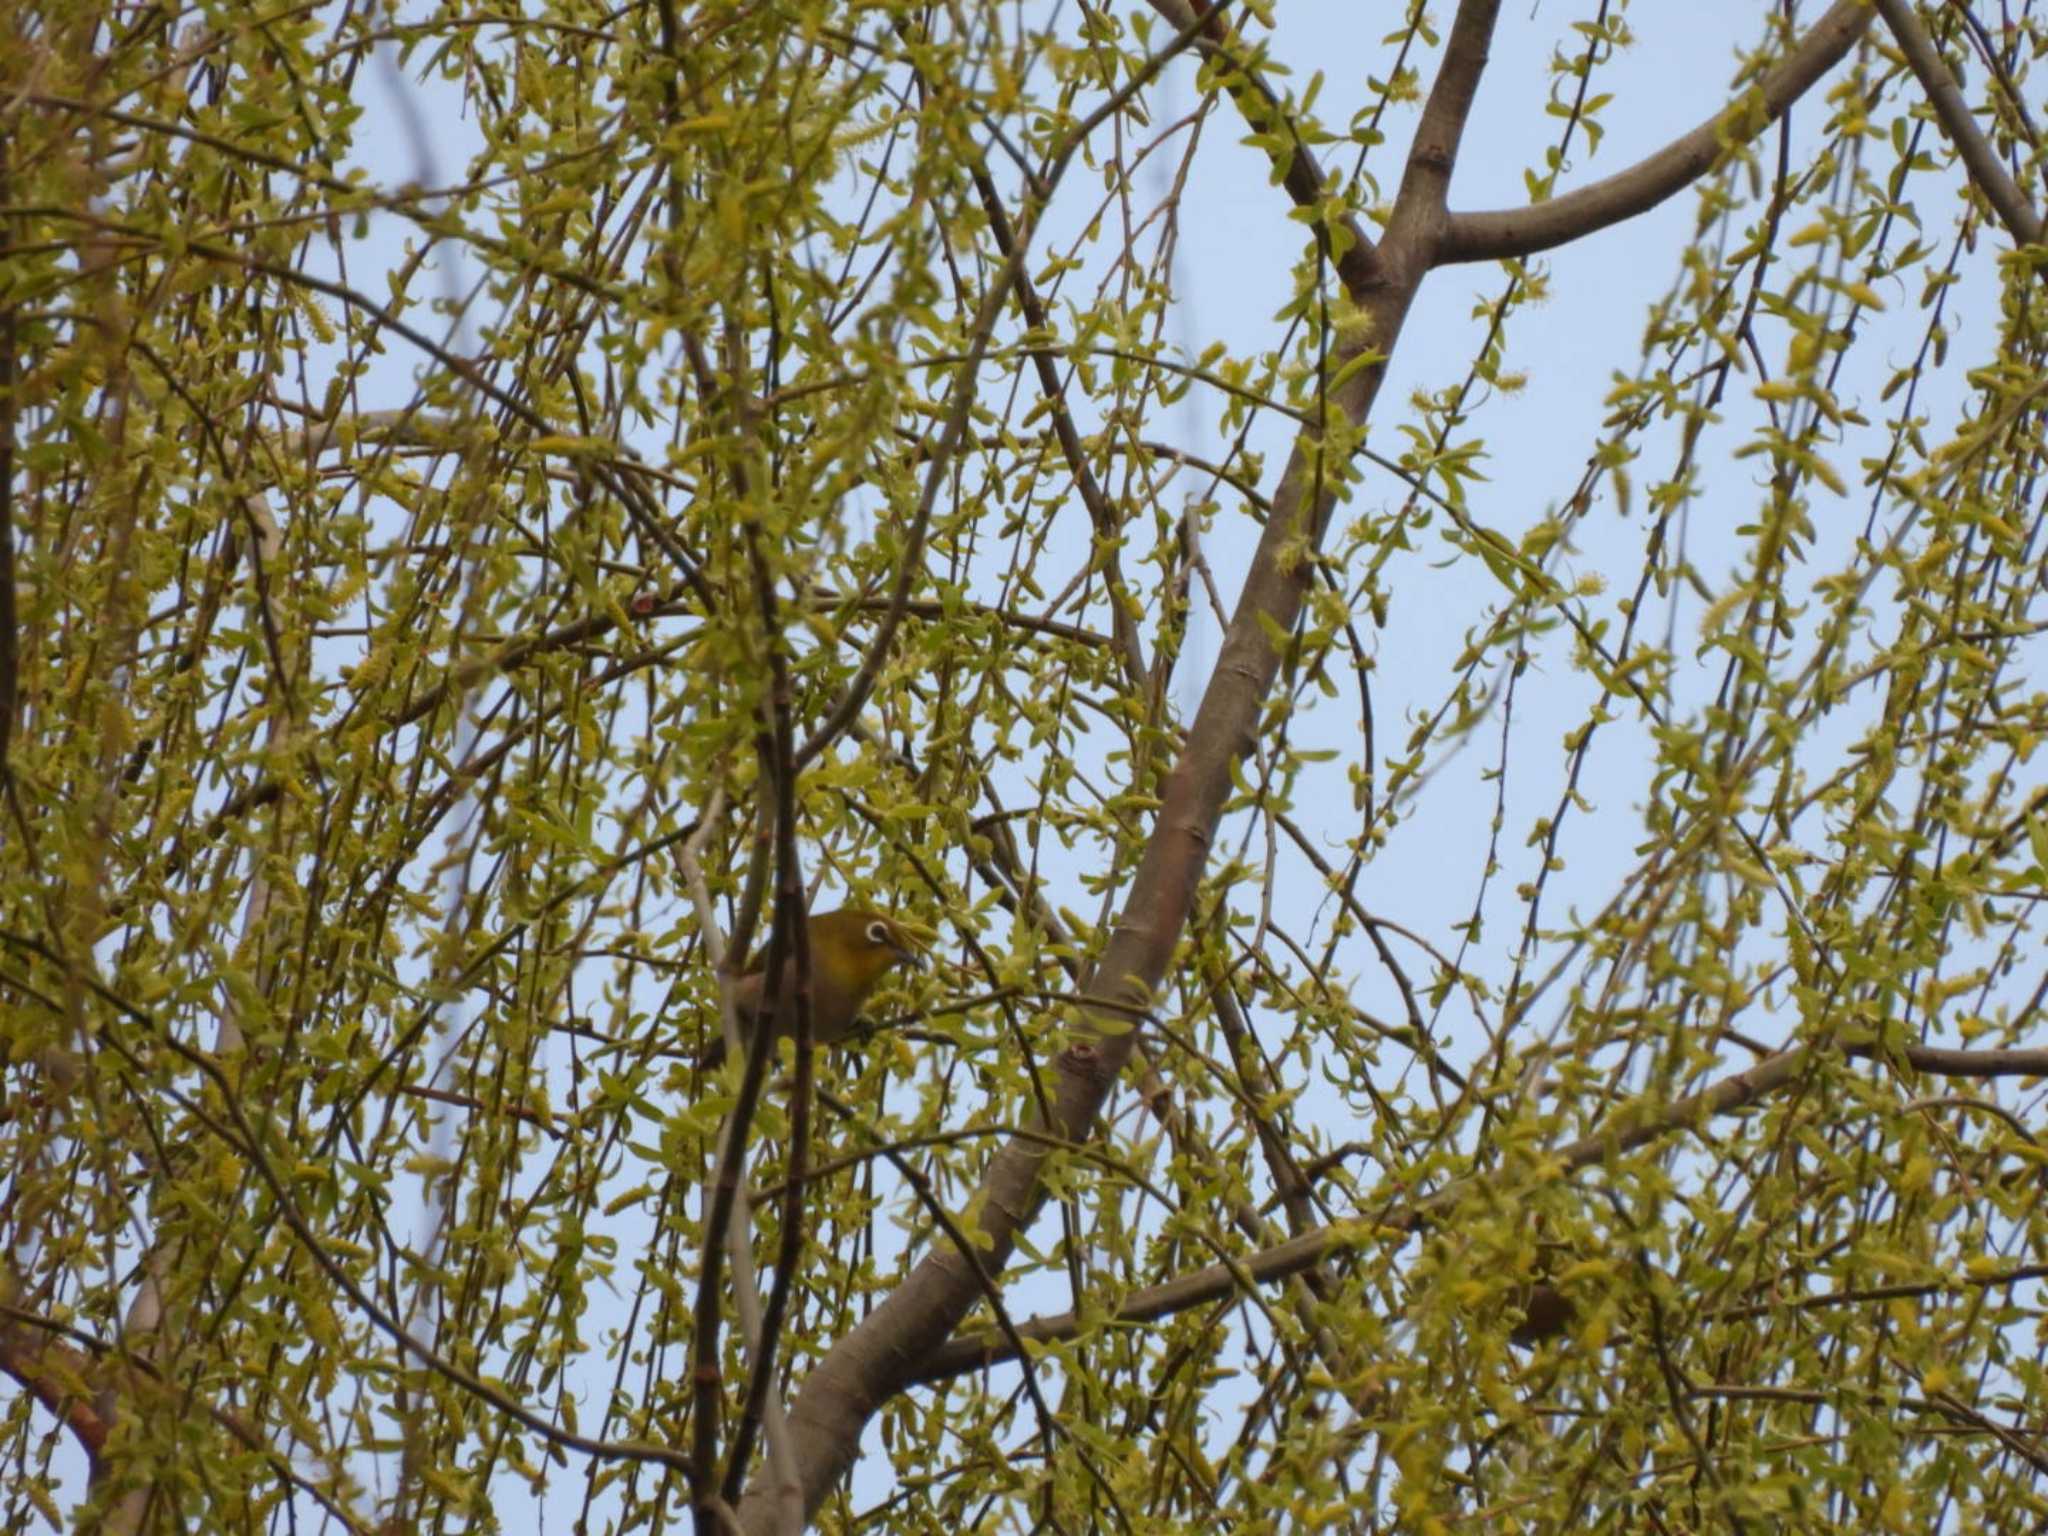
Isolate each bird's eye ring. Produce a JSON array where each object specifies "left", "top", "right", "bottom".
[{"left": 866, "top": 920, "right": 889, "bottom": 946}]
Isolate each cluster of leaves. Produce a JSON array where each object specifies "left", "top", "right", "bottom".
[{"left": 1, "top": 2, "right": 2045, "bottom": 1533}]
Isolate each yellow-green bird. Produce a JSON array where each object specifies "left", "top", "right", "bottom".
[{"left": 702, "top": 908, "right": 925, "bottom": 1067}]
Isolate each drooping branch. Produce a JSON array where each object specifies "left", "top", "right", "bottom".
[
  {"left": 1438, "top": 0, "right": 1875, "bottom": 265},
  {"left": 1142, "top": 0, "right": 1384, "bottom": 299},
  {"left": 1874, "top": 0, "right": 2044, "bottom": 246},
  {"left": 0, "top": 930, "right": 709, "bottom": 1485},
  {"left": 906, "top": 1030, "right": 2048, "bottom": 1379},
  {"left": 909, "top": 1040, "right": 1809, "bottom": 1380},
  {"left": 0, "top": 1296, "right": 374, "bottom": 1533},
  {"left": 790, "top": 1, "right": 1218, "bottom": 774}
]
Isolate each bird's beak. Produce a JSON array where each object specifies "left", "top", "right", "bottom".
[{"left": 891, "top": 921, "right": 936, "bottom": 968}]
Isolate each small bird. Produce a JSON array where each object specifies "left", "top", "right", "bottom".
[{"left": 702, "top": 907, "right": 925, "bottom": 1068}]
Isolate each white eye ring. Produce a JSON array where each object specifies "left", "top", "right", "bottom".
[{"left": 867, "top": 920, "right": 889, "bottom": 946}]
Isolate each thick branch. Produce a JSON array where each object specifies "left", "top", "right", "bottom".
[
  {"left": 1439, "top": 0, "right": 1875, "bottom": 265},
  {"left": 908, "top": 1221, "right": 1371, "bottom": 1387},
  {"left": 1874, "top": 0, "right": 2043, "bottom": 246},
  {"left": 743, "top": 13, "right": 1509, "bottom": 1522},
  {"left": 1854, "top": 1040, "right": 2048, "bottom": 1078},
  {"left": 1390, "top": 0, "right": 1505, "bottom": 242},
  {"left": 0, "top": 1312, "right": 111, "bottom": 1455}
]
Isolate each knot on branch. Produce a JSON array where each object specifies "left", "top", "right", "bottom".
[{"left": 1058, "top": 1038, "right": 1112, "bottom": 1085}]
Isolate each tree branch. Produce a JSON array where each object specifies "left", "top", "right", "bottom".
[
  {"left": 743, "top": 9, "right": 1498, "bottom": 1523},
  {"left": 1855, "top": 1040, "right": 2048, "bottom": 1078},
  {"left": 911, "top": 1041, "right": 1811, "bottom": 1380},
  {"left": 1142, "top": 0, "right": 1384, "bottom": 297},
  {"left": 1873, "top": 0, "right": 2043, "bottom": 246},
  {"left": 1438, "top": 0, "right": 1875, "bottom": 265},
  {"left": 1391, "top": 0, "right": 1506, "bottom": 242},
  {"left": 906, "top": 1030, "right": 2048, "bottom": 1379}
]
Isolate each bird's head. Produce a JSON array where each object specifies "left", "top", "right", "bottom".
[{"left": 808, "top": 907, "right": 928, "bottom": 1001}]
